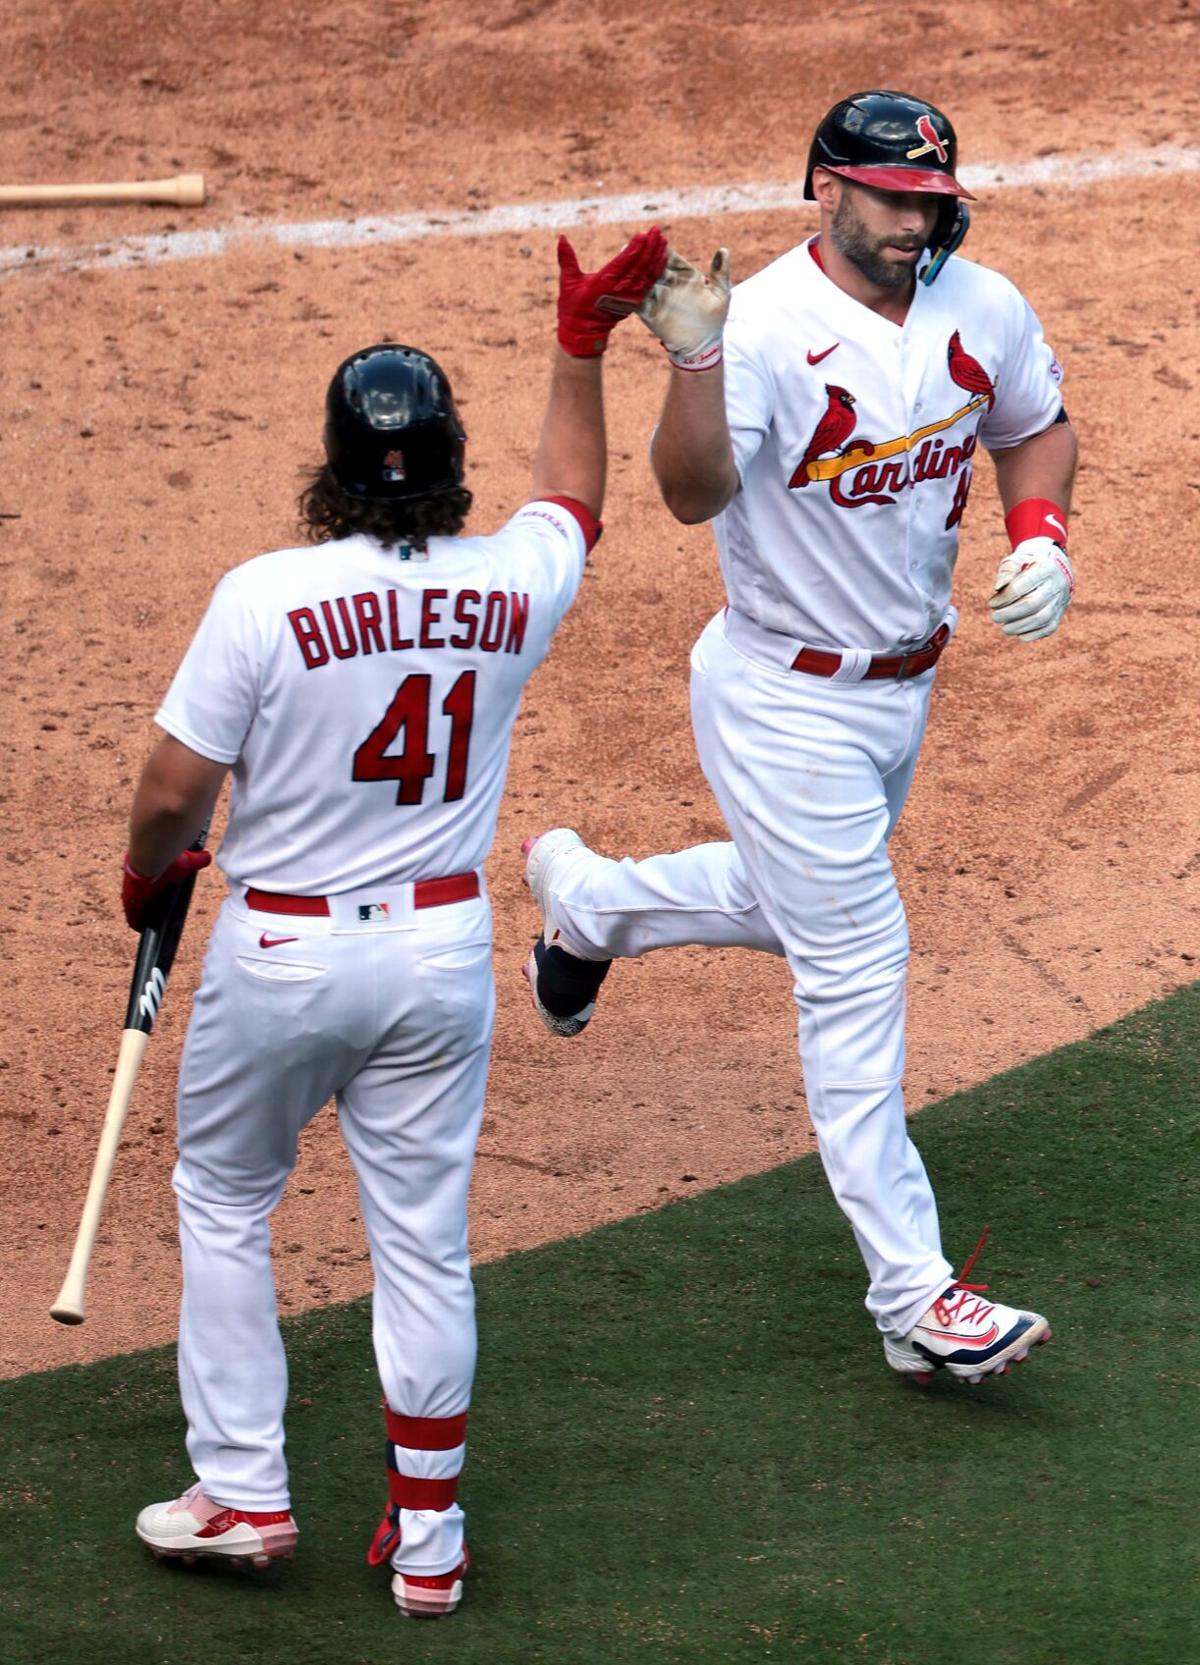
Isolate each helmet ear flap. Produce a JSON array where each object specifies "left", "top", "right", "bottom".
[{"left": 920, "top": 201, "right": 970, "bottom": 287}]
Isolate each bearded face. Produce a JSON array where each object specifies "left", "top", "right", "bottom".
[{"left": 829, "top": 182, "right": 939, "bottom": 291}]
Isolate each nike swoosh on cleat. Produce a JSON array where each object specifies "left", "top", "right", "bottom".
[
  {"left": 915, "top": 1322, "right": 1000, "bottom": 1349},
  {"left": 259, "top": 933, "right": 300, "bottom": 949},
  {"left": 807, "top": 343, "right": 839, "bottom": 365}
]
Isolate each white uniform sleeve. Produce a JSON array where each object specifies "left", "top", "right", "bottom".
[
  {"left": 979, "top": 286, "right": 1065, "bottom": 451},
  {"left": 155, "top": 572, "right": 263, "bottom": 764},
  {"left": 501, "top": 499, "right": 589, "bottom": 628},
  {"left": 723, "top": 328, "right": 775, "bottom": 482}
]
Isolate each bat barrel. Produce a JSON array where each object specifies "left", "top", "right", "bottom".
[
  {"left": 48, "top": 1028, "right": 151, "bottom": 1326},
  {"left": 0, "top": 174, "right": 206, "bottom": 208}
]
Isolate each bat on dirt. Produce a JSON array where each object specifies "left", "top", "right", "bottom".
[
  {"left": 0, "top": 173, "right": 205, "bottom": 208},
  {"left": 50, "top": 834, "right": 209, "bottom": 1327}
]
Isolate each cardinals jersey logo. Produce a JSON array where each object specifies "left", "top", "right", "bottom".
[
  {"left": 788, "top": 336, "right": 997, "bottom": 519},
  {"left": 907, "top": 113, "right": 948, "bottom": 164}
]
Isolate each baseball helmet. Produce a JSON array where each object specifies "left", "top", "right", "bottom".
[
  {"left": 324, "top": 344, "right": 466, "bottom": 500},
  {"left": 805, "top": 90, "right": 973, "bottom": 282}
]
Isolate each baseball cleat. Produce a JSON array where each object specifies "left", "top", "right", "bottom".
[
  {"left": 368, "top": 1501, "right": 468, "bottom": 1618},
  {"left": 136, "top": 1481, "right": 297, "bottom": 1568},
  {"left": 884, "top": 1228, "right": 1050, "bottom": 1384},
  {"left": 392, "top": 1549, "right": 470, "bottom": 1618},
  {"left": 884, "top": 1301, "right": 1050, "bottom": 1385},
  {"left": 521, "top": 829, "right": 610, "bottom": 1037}
]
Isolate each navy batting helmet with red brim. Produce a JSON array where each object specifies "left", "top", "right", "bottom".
[{"left": 804, "top": 91, "right": 974, "bottom": 200}]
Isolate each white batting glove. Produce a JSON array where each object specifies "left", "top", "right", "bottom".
[
  {"left": 637, "top": 247, "right": 732, "bottom": 371},
  {"left": 989, "top": 537, "right": 1075, "bottom": 642}
]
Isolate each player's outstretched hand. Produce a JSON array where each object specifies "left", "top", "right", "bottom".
[
  {"left": 121, "top": 848, "right": 212, "bottom": 930},
  {"left": 556, "top": 226, "right": 669, "bottom": 357},
  {"left": 989, "top": 537, "right": 1075, "bottom": 641},
  {"left": 637, "top": 247, "right": 732, "bottom": 372}
]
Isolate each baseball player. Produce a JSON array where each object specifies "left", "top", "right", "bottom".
[
  {"left": 521, "top": 91, "right": 1077, "bottom": 1387},
  {"left": 122, "top": 224, "right": 667, "bottom": 1616}
]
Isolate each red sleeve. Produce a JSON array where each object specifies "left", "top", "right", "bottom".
[{"left": 534, "top": 495, "right": 603, "bottom": 553}]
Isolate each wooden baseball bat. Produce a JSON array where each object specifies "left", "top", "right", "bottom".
[
  {"left": 50, "top": 837, "right": 208, "bottom": 1326},
  {"left": 0, "top": 173, "right": 205, "bottom": 208}
]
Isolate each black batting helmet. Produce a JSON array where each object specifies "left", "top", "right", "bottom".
[
  {"left": 324, "top": 344, "right": 466, "bottom": 501},
  {"left": 805, "top": 90, "right": 973, "bottom": 282}
]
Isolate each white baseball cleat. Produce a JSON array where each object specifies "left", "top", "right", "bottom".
[
  {"left": 136, "top": 1481, "right": 298, "bottom": 1568},
  {"left": 884, "top": 1228, "right": 1051, "bottom": 1384},
  {"left": 521, "top": 829, "right": 611, "bottom": 1038}
]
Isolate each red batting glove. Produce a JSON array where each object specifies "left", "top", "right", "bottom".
[
  {"left": 556, "top": 226, "right": 669, "bottom": 357},
  {"left": 121, "top": 849, "right": 212, "bottom": 930}
]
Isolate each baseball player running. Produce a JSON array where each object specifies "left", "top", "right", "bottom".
[
  {"left": 522, "top": 91, "right": 1076, "bottom": 1387},
  {"left": 122, "top": 224, "right": 667, "bottom": 1616}
]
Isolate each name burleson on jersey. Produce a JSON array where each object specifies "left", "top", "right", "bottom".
[{"left": 288, "top": 586, "right": 532, "bottom": 670}]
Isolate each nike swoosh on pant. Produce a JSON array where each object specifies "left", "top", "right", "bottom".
[{"left": 259, "top": 933, "right": 300, "bottom": 949}]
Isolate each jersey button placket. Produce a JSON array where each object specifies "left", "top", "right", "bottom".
[{"left": 901, "top": 343, "right": 928, "bottom": 601}]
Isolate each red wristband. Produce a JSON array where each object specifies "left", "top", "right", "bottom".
[{"left": 1004, "top": 498, "right": 1068, "bottom": 549}]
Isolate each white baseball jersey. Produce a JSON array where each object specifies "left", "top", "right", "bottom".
[
  {"left": 718, "top": 240, "right": 1064, "bottom": 652},
  {"left": 156, "top": 502, "right": 589, "bottom": 893}
]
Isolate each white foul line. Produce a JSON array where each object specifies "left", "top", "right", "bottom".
[{"left": 2, "top": 144, "right": 1198, "bottom": 282}]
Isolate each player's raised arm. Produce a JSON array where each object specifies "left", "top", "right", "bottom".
[
  {"left": 638, "top": 247, "right": 740, "bottom": 525},
  {"left": 531, "top": 228, "right": 668, "bottom": 519}
]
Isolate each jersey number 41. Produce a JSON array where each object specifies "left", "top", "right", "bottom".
[{"left": 353, "top": 671, "right": 476, "bottom": 805}]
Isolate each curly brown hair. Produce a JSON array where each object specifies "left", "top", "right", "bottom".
[{"left": 298, "top": 464, "right": 473, "bottom": 551}]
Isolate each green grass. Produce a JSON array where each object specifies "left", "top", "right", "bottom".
[{"left": 2, "top": 988, "right": 1197, "bottom": 1664}]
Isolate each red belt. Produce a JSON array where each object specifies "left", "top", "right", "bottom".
[
  {"left": 245, "top": 872, "right": 480, "bottom": 916},
  {"left": 791, "top": 622, "right": 952, "bottom": 680}
]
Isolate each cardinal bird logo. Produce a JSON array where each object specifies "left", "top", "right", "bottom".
[
  {"left": 907, "top": 113, "right": 949, "bottom": 164},
  {"left": 792, "top": 387, "right": 872, "bottom": 486},
  {"left": 947, "top": 331, "right": 995, "bottom": 411},
  {"left": 789, "top": 385, "right": 873, "bottom": 488}
]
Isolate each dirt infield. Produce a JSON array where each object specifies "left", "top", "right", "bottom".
[{"left": 3, "top": 0, "right": 1198, "bottom": 1377}]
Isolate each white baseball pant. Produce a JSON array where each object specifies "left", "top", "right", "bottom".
[
  {"left": 172, "top": 882, "right": 494, "bottom": 1575},
  {"left": 543, "top": 609, "right": 957, "bottom": 1337}
]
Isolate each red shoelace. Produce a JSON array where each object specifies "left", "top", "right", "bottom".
[{"left": 931, "top": 1225, "right": 994, "bottom": 1327}]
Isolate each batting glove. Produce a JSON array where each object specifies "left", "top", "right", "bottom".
[
  {"left": 637, "top": 247, "right": 732, "bottom": 371},
  {"left": 989, "top": 537, "right": 1075, "bottom": 642},
  {"left": 555, "top": 226, "right": 669, "bottom": 357},
  {"left": 121, "top": 848, "right": 212, "bottom": 930}
]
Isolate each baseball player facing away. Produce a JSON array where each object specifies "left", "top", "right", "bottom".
[
  {"left": 120, "top": 225, "right": 667, "bottom": 1616},
  {"left": 522, "top": 91, "right": 1077, "bottom": 1387}
]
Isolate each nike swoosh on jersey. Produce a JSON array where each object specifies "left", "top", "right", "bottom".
[
  {"left": 806, "top": 343, "right": 839, "bottom": 365},
  {"left": 259, "top": 933, "right": 300, "bottom": 949}
]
